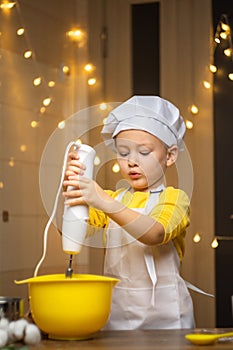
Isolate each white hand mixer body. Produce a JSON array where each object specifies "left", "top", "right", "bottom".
[
  {"left": 33, "top": 142, "right": 96, "bottom": 278},
  {"left": 62, "top": 143, "right": 96, "bottom": 254},
  {"left": 62, "top": 143, "right": 96, "bottom": 277}
]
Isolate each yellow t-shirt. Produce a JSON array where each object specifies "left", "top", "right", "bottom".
[{"left": 89, "top": 186, "right": 190, "bottom": 262}]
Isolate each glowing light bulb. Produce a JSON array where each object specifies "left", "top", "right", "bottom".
[
  {"left": 88, "top": 78, "right": 96, "bottom": 86},
  {"left": 17, "top": 28, "right": 24, "bottom": 36},
  {"left": 8, "top": 157, "right": 15, "bottom": 167},
  {"left": 214, "top": 37, "right": 220, "bottom": 44},
  {"left": 74, "top": 139, "right": 82, "bottom": 145},
  {"left": 31, "top": 120, "right": 39, "bottom": 128},
  {"left": 48, "top": 80, "right": 55, "bottom": 87},
  {"left": 224, "top": 48, "right": 231, "bottom": 57},
  {"left": 221, "top": 23, "right": 230, "bottom": 32},
  {"left": 211, "top": 237, "right": 219, "bottom": 248},
  {"left": 190, "top": 104, "right": 199, "bottom": 115},
  {"left": 186, "top": 120, "right": 193, "bottom": 129},
  {"left": 220, "top": 31, "right": 228, "bottom": 39},
  {"left": 203, "top": 80, "right": 211, "bottom": 89},
  {"left": 33, "top": 77, "right": 42, "bottom": 86},
  {"left": 99, "top": 102, "right": 107, "bottom": 110},
  {"left": 24, "top": 50, "right": 32, "bottom": 59},
  {"left": 0, "top": 2, "right": 15, "bottom": 9},
  {"left": 43, "top": 97, "right": 51, "bottom": 107},
  {"left": 228, "top": 73, "right": 233, "bottom": 81},
  {"left": 62, "top": 65, "right": 70, "bottom": 75},
  {"left": 193, "top": 233, "right": 201, "bottom": 243},
  {"left": 40, "top": 107, "right": 46, "bottom": 114},
  {"left": 84, "top": 63, "right": 95, "bottom": 72},
  {"left": 66, "top": 28, "right": 87, "bottom": 45},
  {"left": 58, "top": 120, "right": 66, "bottom": 129},
  {"left": 94, "top": 156, "right": 101, "bottom": 166},
  {"left": 20, "top": 145, "right": 27, "bottom": 152},
  {"left": 112, "top": 162, "right": 120, "bottom": 173},
  {"left": 209, "top": 64, "right": 217, "bottom": 73}
]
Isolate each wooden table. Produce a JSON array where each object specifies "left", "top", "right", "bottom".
[{"left": 25, "top": 329, "right": 233, "bottom": 349}]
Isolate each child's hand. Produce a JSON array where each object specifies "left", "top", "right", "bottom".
[
  {"left": 64, "top": 150, "right": 86, "bottom": 182},
  {"left": 63, "top": 175, "right": 110, "bottom": 210},
  {"left": 63, "top": 150, "right": 113, "bottom": 210}
]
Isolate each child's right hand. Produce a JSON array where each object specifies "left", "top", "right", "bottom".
[
  {"left": 63, "top": 150, "right": 114, "bottom": 210},
  {"left": 64, "top": 150, "right": 86, "bottom": 182}
]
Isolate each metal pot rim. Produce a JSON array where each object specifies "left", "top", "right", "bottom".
[{"left": 0, "top": 296, "right": 24, "bottom": 303}]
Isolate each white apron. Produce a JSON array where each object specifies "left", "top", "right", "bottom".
[{"left": 103, "top": 186, "right": 195, "bottom": 330}]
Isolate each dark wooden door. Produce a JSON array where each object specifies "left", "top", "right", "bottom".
[{"left": 213, "top": 0, "right": 233, "bottom": 327}]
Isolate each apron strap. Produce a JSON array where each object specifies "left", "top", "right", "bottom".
[
  {"left": 185, "top": 280, "right": 215, "bottom": 298},
  {"left": 144, "top": 249, "right": 157, "bottom": 306}
]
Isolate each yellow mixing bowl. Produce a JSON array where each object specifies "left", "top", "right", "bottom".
[{"left": 15, "top": 274, "right": 119, "bottom": 340}]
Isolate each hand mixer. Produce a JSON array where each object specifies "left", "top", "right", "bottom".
[
  {"left": 33, "top": 142, "right": 96, "bottom": 278},
  {"left": 62, "top": 143, "right": 96, "bottom": 277}
]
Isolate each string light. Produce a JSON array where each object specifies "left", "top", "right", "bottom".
[
  {"left": 203, "top": 80, "right": 211, "bottom": 89},
  {"left": 23, "top": 50, "right": 32, "bottom": 59},
  {"left": 112, "top": 162, "right": 120, "bottom": 173},
  {"left": 33, "top": 77, "right": 42, "bottom": 86},
  {"left": 228, "top": 73, "right": 233, "bottom": 80},
  {"left": 74, "top": 139, "right": 82, "bottom": 145},
  {"left": 16, "top": 28, "right": 24, "bottom": 36},
  {"left": 66, "top": 27, "right": 87, "bottom": 47},
  {"left": 40, "top": 106, "right": 46, "bottom": 114},
  {"left": 62, "top": 65, "right": 70, "bottom": 75},
  {"left": 84, "top": 63, "right": 95, "bottom": 72},
  {"left": 42, "top": 97, "right": 52, "bottom": 107},
  {"left": 220, "top": 31, "right": 228, "bottom": 40},
  {"left": 0, "top": 1, "right": 15, "bottom": 10},
  {"left": 20, "top": 145, "right": 27, "bottom": 152},
  {"left": 193, "top": 232, "right": 201, "bottom": 243},
  {"left": 221, "top": 22, "right": 230, "bottom": 32},
  {"left": 186, "top": 120, "right": 194, "bottom": 129},
  {"left": 212, "top": 14, "right": 233, "bottom": 81},
  {"left": 8, "top": 157, "right": 15, "bottom": 167},
  {"left": 58, "top": 120, "right": 65, "bottom": 129},
  {"left": 211, "top": 237, "right": 219, "bottom": 248},
  {"left": 209, "top": 64, "right": 217, "bottom": 73},
  {"left": 88, "top": 77, "right": 96, "bottom": 86},
  {"left": 31, "top": 120, "right": 39, "bottom": 128},
  {"left": 224, "top": 48, "right": 231, "bottom": 57},
  {"left": 99, "top": 102, "right": 107, "bottom": 110},
  {"left": 48, "top": 80, "right": 55, "bottom": 87},
  {"left": 190, "top": 104, "right": 199, "bottom": 115},
  {"left": 94, "top": 156, "right": 101, "bottom": 166}
]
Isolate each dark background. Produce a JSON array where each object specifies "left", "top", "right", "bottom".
[{"left": 212, "top": 0, "right": 233, "bottom": 327}]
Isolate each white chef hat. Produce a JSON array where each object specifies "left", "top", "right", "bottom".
[{"left": 101, "top": 95, "right": 186, "bottom": 151}]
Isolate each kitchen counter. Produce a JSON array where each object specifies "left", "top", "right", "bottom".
[{"left": 22, "top": 329, "right": 233, "bottom": 349}]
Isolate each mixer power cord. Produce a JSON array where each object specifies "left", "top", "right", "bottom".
[{"left": 33, "top": 141, "right": 77, "bottom": 277}]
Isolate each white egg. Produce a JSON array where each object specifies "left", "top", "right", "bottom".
[{"left": 24, "top": 323, "right": 41, "bottom": 345}]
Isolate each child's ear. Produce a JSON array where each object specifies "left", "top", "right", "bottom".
[{"left": 166, "top": 145, "right": 178, "bottom": 167}]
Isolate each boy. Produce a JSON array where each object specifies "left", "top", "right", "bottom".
[{"left": 63, "top": 96, "right": 194, "bottom": 329}]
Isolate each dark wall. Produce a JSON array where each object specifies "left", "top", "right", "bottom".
[
  {"left": 212, "top": 1, "right": 233, "bottom": 238},
  {"left": 131, "top": 2, "right": 160, "bottom": 95},
  {"left": 212, "top": 0, "right": 233, "bottom": 327}
]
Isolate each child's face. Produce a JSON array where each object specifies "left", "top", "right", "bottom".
[{"left": 115, "top": 129, "right": 170, "bottom": 192}]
